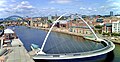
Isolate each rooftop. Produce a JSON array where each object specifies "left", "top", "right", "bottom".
[{"left": 4, "top": 29, "right": 14, "bottom": 34}]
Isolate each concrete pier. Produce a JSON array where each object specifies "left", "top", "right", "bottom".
[{"left": 4, "top": 39, "right": 34, "bottom": 62}]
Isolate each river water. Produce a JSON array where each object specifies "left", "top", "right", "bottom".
[{"left": 8, "top": 26, "right": 120, "bottom": 62}]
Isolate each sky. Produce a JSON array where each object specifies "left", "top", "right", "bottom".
[{"left": 0, "top": 0, "right": 120, "bottom": 18}]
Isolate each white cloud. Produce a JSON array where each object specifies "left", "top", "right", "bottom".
[
  {"left": 50, "top": 0, "right": 72, "bottom": 4},
  {"left": 106, "top": 0, "right": 120, "bottom": 13},
  {"left": 21, "top": 1, "right": 29, "bottom": 5},
  {"left": 0, "top": 8, "right": 5, "bottom": 11},
  {"left": 88, "top": 8, "right": 92, "bottom": 10},
  {"left": 112, "top": 2, "right": 120, "bottom": 6},
  {"left": 0, "top": 0, "right": 7, "bottom": 7},
  {"left": 0, "top": 1, "right": 37, "bottom": 17},
  {"left": 94, "top": 10, "right": 97, "bottom": 11},
  {"left": 80, "top": 7, "right": 86, "bottom": 10},
  {"left": 14, "top": 1, "right": 34, "bottom": 10}
]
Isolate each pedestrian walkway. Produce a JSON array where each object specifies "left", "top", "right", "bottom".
[{"left": 4, "top": 39, "right": 34, "bottom": 62}]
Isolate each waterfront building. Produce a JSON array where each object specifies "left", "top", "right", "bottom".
[
  {"left": 52, "top": 20, "right": 69, "bottom": 28},
  {"left": 103, "top": 23, "right": 112, "bottom": 33},
  {"left": 69, "top": 26, "right": 94, "bottom": 35},
  {"left": 112, "top": 21, "right": 120, "bottom": 33},
  {"left": 59, "top": 20, "right": 69, "bottom": 28}
]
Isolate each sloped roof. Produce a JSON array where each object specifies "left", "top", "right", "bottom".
[
  {"left": 105, "top": 23, "right": 112, "bottom": 27},
  {"left": 4, "top": 29, "right": 14, "bottom": 34}
]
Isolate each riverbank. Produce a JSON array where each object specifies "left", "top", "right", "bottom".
[
  {"left": 32, "top": 27, "right": 95, "bottom": 39},
  {"left": 7, "top": 26, "right": 120, "bottom": 62},
  {"left": 30, "top": 27, "right": 98, "bottom": 42},
  {"left": 30, "top": 26, "right": 120, "bottom": 44}
]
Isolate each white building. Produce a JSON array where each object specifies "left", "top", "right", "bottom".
[
  {"left": 48, "top": 15, "right": 52, "bottom": 20},
  {"left": 112, "top": 21, "right": 120, "bottom": 33}
]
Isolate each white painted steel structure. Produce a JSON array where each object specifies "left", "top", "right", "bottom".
[{"left": 31, "top": 13, "right": 115, "bottom": 60}]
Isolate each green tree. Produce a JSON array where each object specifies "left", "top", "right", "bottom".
[
  {"left": 111, "top": 33, "right": 120, "bottom": 36},
  {"left": 95, "top": 25, "right": 103, "bottom": 29},
  {"left": 0, "top": 26, "right": 4, "bottom": 30},
  {"left": 48, "top": 20, "right": 52, "bottom": 23},
  {"left": 102, "top": 32, "right": 110, "bottom": 36}
]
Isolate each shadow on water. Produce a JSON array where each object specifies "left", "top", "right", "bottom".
[{"left": 104, "top": 51, "right": 114, "bottom": 62}]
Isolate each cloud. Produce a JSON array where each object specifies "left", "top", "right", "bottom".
[
  {"left": 106, "top": 0, "right": 120, "bottom": 13},
  {"left": 0, "top": 0, "right": 7, "bottom": 7},
  {"left": 14, "top": 1, "right": 34, "bottom": 10},
  {"left": 11, "top": 1, "right": 35, "bottom": 14},
  {"left": 88, "top": 8, "right": 92, "bottom": 10},
  {"left": 0, "top": 0, "right": 37, "bottom": 17},
  {"left": 50, "top": 0, "right": 72, "bottom": 4},
  {"left": 80, "top": 7, "right": 86, "bottom": 10}
]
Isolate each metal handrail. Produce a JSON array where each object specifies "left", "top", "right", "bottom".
[{"left": 34, "top": 40, "right": 113, "bottom": 57}]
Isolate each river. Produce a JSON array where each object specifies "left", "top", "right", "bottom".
[{"left": 8, "top": 26, "right": 120, "bottom": 62}]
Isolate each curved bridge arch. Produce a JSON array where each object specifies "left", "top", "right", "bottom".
[
  {"left": 4, "top": 15, "right": 30, "bottom": 25},
  {"left": 4, "top": 15, "right": 25, "bottom": 21}
]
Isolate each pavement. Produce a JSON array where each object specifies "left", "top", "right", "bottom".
[
  {"left": 6, "top": 46, "right": 34, "bottom": 62},
  {"left": 4, "top": 39, "right": 35, "bottom": 62}
]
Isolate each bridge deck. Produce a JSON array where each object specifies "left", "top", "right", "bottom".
[{"left": 29, "top": 40, "right": 115, "bottom": 60}]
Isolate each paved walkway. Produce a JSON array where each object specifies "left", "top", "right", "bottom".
[
  {"left": 5, "top": 39, "right": 34, "bottom": 62},
  {"left": 6, "top": 46, "right": 34, "bottom": 62}
]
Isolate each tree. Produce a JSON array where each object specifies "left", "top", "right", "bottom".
[
  {"left": 102, "top": 32, "right": 110, "bottom": 36},
  {"left": 47, "top": 20, "right": 52, "bottom": 23},
  {"left": 111, "top": 33, "right": 120, "bottom": 36},
  {"left": 0, "top": 26, "right": 4, "bottom": 30},
  {"left": 95, "top": 25, "right": 103, "bottom": 29}
]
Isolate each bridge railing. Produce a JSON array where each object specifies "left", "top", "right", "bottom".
[{"left": 34, "top": 40, "right": 114, "bottom": 58}]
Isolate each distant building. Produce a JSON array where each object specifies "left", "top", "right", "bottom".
[
  {"left": 103, "top": 23, "right": 112, "bottom": 33},
  {"left": 53, "top": 20, "right": 69, "bottom": 28},
  {"left": 48, "top": 15, "right": 52, "bottom": 20},
  {"left": 96, "top": 18, "right": 103, "bottom": 23},
  {"left": 110, "top": 11, "right": 113, "bottom": 16},
  {"left": 69, "top": 26, "right": 94, "bottom": 35},
  {"left": 112, "top": 21, "right": 120, "bottom": 33},
  {"left": 70, "top": 14, "right": 75, "bottom": 20},
  {"left": 70, "top": 14, "right": 79, "bottom": 20}
]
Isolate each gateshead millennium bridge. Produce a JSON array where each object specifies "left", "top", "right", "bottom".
[{"left": 30, "top": 13, "right": 115, "bottom": 60}]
